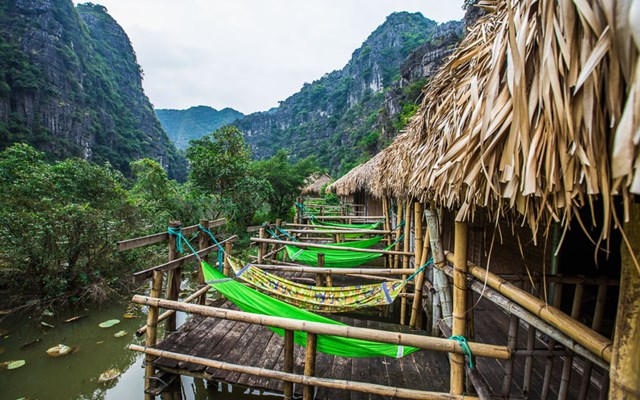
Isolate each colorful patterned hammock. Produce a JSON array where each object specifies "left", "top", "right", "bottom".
[
  {"left": 202, "top": 261, "right": 418, "bottom": 358},
  {"left": 228, "top": 256, "right": 406, "bottom": 313}
]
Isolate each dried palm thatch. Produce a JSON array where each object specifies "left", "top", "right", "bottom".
[
  {"left": 328, "top": 152, "right": 386, "bottom": 199},
  {"left": 402, "top": 0, "right": 639, "bottom": 242},
  {"left": 376, "top": 131, "right": 420, "bottom": 200},
  {"left": 301, "top": 173, "right": 333, "bottom": 195}
]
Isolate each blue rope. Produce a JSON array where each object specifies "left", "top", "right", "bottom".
[
  {"left": 405, "top": 258, "right": 434, "bottom": 282},
  {"left": 167, "top": 227, "right": 202, "bottom": 262},
  {"left": 449, "top": 335, "right": 474, "bottom": 369},
  {"left": 275, "top": 225, "right": 298, "bottom": 242},
  {"left": 198, "top": 224, "right": 225, "bottom": 271}
]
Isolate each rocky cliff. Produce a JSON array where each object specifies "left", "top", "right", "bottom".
[
  {"left": 0, "top": 0, "right": 185, "bottom": 179},
  {"left": 156, "top": 106, "right": 244, "bottom": 150},
  {"left": 234, "top": 12, "right": 463, "bottom": 176}
]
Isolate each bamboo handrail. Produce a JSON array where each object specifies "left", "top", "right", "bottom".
[
  {"left": 133, "top": 235, "right": 238, "bottom": 282},
  {"left": 131, "top": 295, "right": 511, "bottom": 359},
  {"left": 117, "top": 218, "right": 226, "bottom": 251},
  {"left": 130, "top": 345, "right": 479, "bottom": 400},
  {"left": 283, "top": 222, "right": 391, "bottom": 233},
  {"left": 443, "top": 252, "right": 613, "bottom": 364},
  {"left": 252, "top": 238, "right": 413, "bottom": 256}
]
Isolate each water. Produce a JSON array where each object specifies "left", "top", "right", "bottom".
[{"left": 0, "top": 300, "right": 282, "bottom": 400}]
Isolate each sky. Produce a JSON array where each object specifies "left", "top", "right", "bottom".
[{"left": 78, "top": 1, "right": 465, "bottom": 114}]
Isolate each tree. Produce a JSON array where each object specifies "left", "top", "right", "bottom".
[
  {"left": 254, "top": 150, "right": 319, "bottom": 219},
  {"left": 186, "top": 126, "right": 268, "bottom": 226}
]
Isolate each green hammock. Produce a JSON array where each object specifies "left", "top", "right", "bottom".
[
  {"left": 228, "top": 255, "right": 406, "bottom": 312},
  {"left": 275, "top": 235, "right": 383, "bottom": 262},
  {"left": 309, "top": 217, "right": 382, "bottom": 238},
  {"left": 202, "top": 261, "right": 418, "bottom": 358},
  {"left": 284, "top": 235, "right": 397, "bottom": 268}
]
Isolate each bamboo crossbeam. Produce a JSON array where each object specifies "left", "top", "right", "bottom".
[
  {"left": 283, "top": 222, "right": 390, "bottom": 233},
  {"left": 133, "top": 236, "right": 237, "bottom": 282},
  {"left": 308, "top": 215, "right": 385, "bottom": 221},
  {"left": 443, "top": 253, "right": 613, "bottom": 364},
  {"left": 284, "top": 228, "right": 391, "bottom": 234},
  {"left": 252, "top": 238, "right": 413, "bottom": 256},
  {"left": 130, "top": 345, "right": 479, "bottom": 400},
  {"left": 438, "top": 262, "right": 610, "bottom": 370},
  {"left": 136, "top": 285, "right": 211, "bottom": 336},
  {"left": 131, "top": 295, "right": 511, "bottom": 359},
  {"left": 247, "top": 264, "right": 418, "bottom": 275},
  {"left": 117, "top": 219, "right": 226, "bottom": 251}
]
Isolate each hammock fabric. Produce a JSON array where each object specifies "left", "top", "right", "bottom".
[
  {"left": 228, "top": 256, "right": 406, "bottom": 313},
  {"left": 202, "top": 261, "right": 418, "bottom": 358},
  {"left": 310, "top": 217, "right": 383, "bottom": 238},
  {"left": 285, "top": 236, "right": 394, "bottom": 268},
  {"left": 275, "top": 235, "right": 383, "bottom": 262}
]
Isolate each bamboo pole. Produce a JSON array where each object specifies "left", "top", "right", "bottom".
[
  {"left": 284, "top": 329, "right": 294, "bottom": 400},
  {"left": 136, "top": 285, "right": 210, "bottom": 337},
  {"left": 303, "top": 333, "right": 317, "bottom": 400},
  {"left": 446, "top": 253, "right": 614, "bottom": 363},
  {"left": 245, "top": 264, "right": 418, "bottom": 275},
  {"left": 541, "top": 282, "right": 562, "bottom": 400},
  {"left": 450, "top": 221, "right": 468, "bottom": 395},
  {"left": 410, "top": 202, "right": 425, "bottom": 328},
  {"left": 401, "top": 201, "right": 412, "bottom": 325},
  {"left": 393, "top": 201, "right": 404, "bottom": 269},
  {"left": 317, "top": 253, "right": 326, "bottom": 287},
  {"left": 131, "top": 295, "right": 511, "bottom": 359},
  {"left": 252, "top": 238, "right": 413, "bottom": 256},
  {"left": 609, "top": 204, "right": 640, "bottom": 399},
  {"left": 426, "top": 209, "right": 453, "bottom": 331},
  {"left": 311, "top": 215, "right": 385, "bottom": 220},
  {"left": 165, "top": 221, "right": 181, "bottom": 333},
  {"left": 501, "top": 315, "right": 519, "bottom": 397},
  {"left": 522, "top": 324, "right": 535, "bottom": 396},
  {"left": 258, "top": 228, "right": 265, "bottom": 264},
  {"left": 383, "top": 197, "right": 391, "bottom": 248},
  {"left": 283, "top": 224, "right": 391, "bottom": 234},
  {"left": 558, "top": 282, "right": 584, "bottom": 399},
  {"left": 130, "top": 345, "right": 479, "bottom": 400},
  {"left": 578, "top": 284, "right": 608, "bottom": 399},
  {"left": 223, "top": 241, "right": 232, "bottom": 276},
  {"left": 144, "top": 270, "right": 164, "bottom": 400},
  {"left": 197, "top": 218, "right": 209, "bottom": 305}
]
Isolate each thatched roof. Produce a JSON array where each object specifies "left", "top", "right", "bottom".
[
  {"left": 301, "top": 173, "right": 333, "bottom": 195},
  {"left": 370, "top": 0, "right": 639, "bottom": 239}
]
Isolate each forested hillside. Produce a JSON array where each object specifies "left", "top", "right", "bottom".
[{"left": 0, "top": 1, "right": 185, "bottom": 179}]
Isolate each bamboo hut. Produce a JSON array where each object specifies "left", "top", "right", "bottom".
[
  {"left": 338, "top": 0, "right": 640, "bottom": 398},
  {"left": 301, "top": 173, "right": 333, "bottom": 196},
  {"left": 327, "top": 154, "right": 386, "bottom": 216}
]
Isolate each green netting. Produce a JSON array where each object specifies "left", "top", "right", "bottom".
[
  {"left": 202, "top": 261, "right": 418, "bottom": 358},
  {"left": 285, "top": 245, "right": 383, "bottom": 268}
]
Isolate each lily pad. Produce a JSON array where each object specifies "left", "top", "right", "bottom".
[
  {"left": 46, "top": 344, "right": 72, "bottom": 357},
  {"left": 98, "top": 368, "right": 121, "bottom": 382},
  {"left": 98, "top": 319, "right": 120, "bottom": 328},
  {"left": 1, "top": 360, "right": 26, "bottom": 370},
  {"left": 113, "top": 330, "right": 127, "bottom": 338},
  {"left": 96, "top": 341, "right": 104, "bottom": 345}
]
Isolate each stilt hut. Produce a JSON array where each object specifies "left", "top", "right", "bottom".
[
  {"left": 339, "top": 0, "right": 639, "bottom": 398},
  {"left": 301, "top": 173, "right": 333, "bottom": 197}
]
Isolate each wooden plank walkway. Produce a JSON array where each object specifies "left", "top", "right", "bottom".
[{"left": 153, "top": 301, "right": 451, "bottom": 399}]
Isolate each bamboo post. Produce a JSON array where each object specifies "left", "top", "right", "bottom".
[
  {"left": 522, "top": 324, "right": 535, "bottom": 397},
  {"left": 541, "top": 282, "right": 562, "bottom": 399},
  {"left": 258, "top": 228, "right": 265, "bottom": 264},
  {"left": 425, "top": 208, "right": 453, "bottom": 330},
  {"left": 609, "top": 204, "right": 640, "bottom": 399},
  {"left": 383, "top": 197, "right": 392, "bottom": 248},
  {"left": 578, "top": 284, "right": 607, "bottom": 399},
  {"left": 450, "top": 221, "right": 468, "bottom": 395},
  {"left": 223, "top": 241, "right": 232, "bottom": 276},
  {"left": 558, "top": 282, "right": 584, "bottom": 399},
  {"left": 303, "top": 333, "right": 318, "bottom": 400},
  {"left": 501, "top": 315, "right": 519, "bottom": 397},
  {"left": 400, "top": 201, "right": 412, "bottom": 325},
  {"left": 284, "top": 329, "right": 294, "bottom": 400},
  {"left": 317, "top": 253, "right": 325, "bottom": 286},
  {"left": 144, "top": 270, "right": 164, "bottom": 400},
  {"left": 197, "top": 218, "right": 209, "bottom": 305},
  {"left": 165, "top": 221, "right": 181, "bottom": 333},
  {"left": 410, "top": 202, "right": 425, "bottom": 328},
  {"left": 393, "top": 202, "right": 404, "bottom": 269}
]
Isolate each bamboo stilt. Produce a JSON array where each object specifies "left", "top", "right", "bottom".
[
  {"left": 410, "top": 202, "right": 425, "bottom": 328},
  {"left": 144, "top": 270, "right": 164, "bottom": 400},
  {"left": 257, "top": 228, "right": 265, "bottom": 264},
  {"left": 284, "top": 329, "right": 294, "bottom": 400},
  {"left": 558, "top": 282, "right": 584, "bottom": 400},
  {"left": 165, "top": 221, "right": 181, "bottom": 333},
  {"left": 541, "top": 283, "right": 562, "bottom": 400},
  {"left": 450, "top": 221, "right": 468, "bottom": 395},
  {"left": 609, "top": 204, "right": 640, "bottom": 399},
  {"left": 401, "top": 201, "right": 412, "bottom": 325},
  {"left": 426, "top": 209, "right": 453, "bottom": 329},
  {"left": 578, "top": 284, "right": 607, "bottom": 400},
  {"left": 303, "top": 333, "right": 317, "bottom": 400},
  {"left": 393, "top": 201, "right": 404, "bottom": 269},
  {"left": 522, "top": 324, "right": 535, "bottom": 397},
  {"left": 501, "top": 315, "right": 519, "bottom": 397}
]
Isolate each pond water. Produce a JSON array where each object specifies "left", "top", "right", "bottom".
[{"left": 0, "top": 299, "right": 282, "bottom": 400}]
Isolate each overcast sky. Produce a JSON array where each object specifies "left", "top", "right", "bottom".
[{"left": 78, "top": 1, "right": 465, "bottom": 114}]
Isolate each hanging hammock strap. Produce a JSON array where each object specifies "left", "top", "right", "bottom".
[
  {"left": 449, "top": 335, "right": 474, "bottom": 369},
  {"left": 167, "top": 226, "right": 202, "bottom": 263},
  {"left": 405, "top": 258, "right": 434, "bottom": 282},
  {"left": 198, "top": 224, "right": 225, "bottom": 271},
  {"left": 275, "top": 225, "right": 298, "bottom": 242}
]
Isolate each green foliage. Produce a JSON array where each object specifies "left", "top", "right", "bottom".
[
  {"left": 186, "top": 126, "right": 269, "bottom": 228},
  {"left": 253, "top": 150, "right": 319, "bottom": 219}
]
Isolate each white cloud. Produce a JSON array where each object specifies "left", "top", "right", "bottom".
[{"left": 76, "top": 0, "right": 465, "bottom": 113}]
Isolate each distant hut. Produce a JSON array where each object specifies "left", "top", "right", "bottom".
[
  {"left": 341, "top": 1, "right": 640, "bottom": 397},
  {"left": 301, "top": 173, "right": 333, "bottom": 197}
]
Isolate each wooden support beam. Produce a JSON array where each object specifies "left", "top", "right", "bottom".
[
  {"left": 131, "top": 345, "right": 479, "bottom": 400},
  {"left": 251, "top": 237, "right": 413, "bottom": 256},
  {"left": 133, "top": 236, "right": 238, "bottom": 282},
  {"left": 303, "top": 333, "right": 317, "bottom": 400},
  {"left": 223, "top": 241, "right": 232, "bottom": 277},
  {"left": 401, "top": 201, "right": 412, "bottom": 325},
  {"left": 144, "top": 270, "right": 163, "bottom": 400},
  {"left": 131, "top": 295, "right": 511, "bottom": 359},
  {"left": 450, "top": 221, "right": 468, "bottom": 395},
  {"left": 197, "top": 218, "right": 209, "bottom": 305},
  {"left": 410, "top": 202, "right": 425, "bottom": 329},
  {"left": 444, "top": 253, "right": 613, "bottom": 364},
  {"left": 283, "top": 329, "right": 294, "bottom": 400},
  {"left": 317, "top": 253, "right": 325, "bottom": 287}
]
